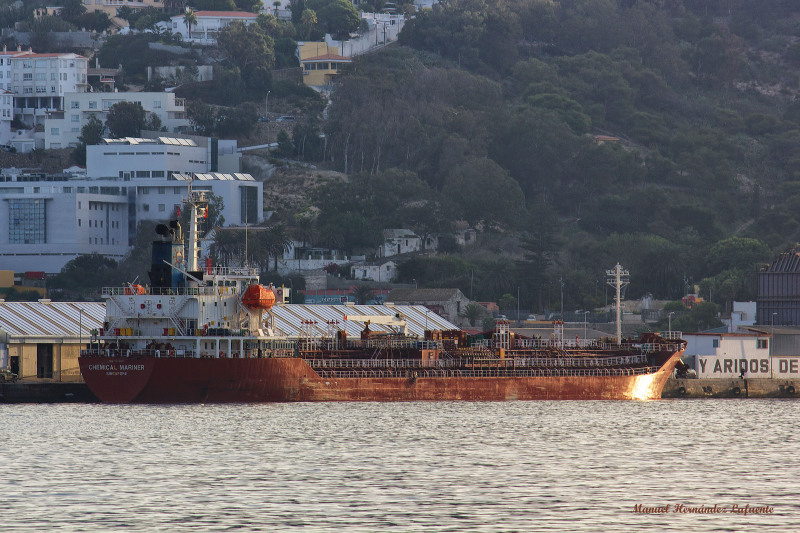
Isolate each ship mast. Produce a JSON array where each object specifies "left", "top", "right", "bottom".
[
  {"left": 176, "top": 173, "right": 207, "bottom": 280},
  {"left": 606, "top": 263, "right": 630, "bottom": 344}
]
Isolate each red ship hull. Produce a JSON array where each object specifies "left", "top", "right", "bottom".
[{"left": 79, "top": 349, "right": 684, "bottom": 403}]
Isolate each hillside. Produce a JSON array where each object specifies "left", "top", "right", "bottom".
[{"left": 265, "top": 0, "right": 800, "bottom": 315}]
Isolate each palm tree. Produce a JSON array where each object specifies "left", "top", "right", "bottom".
[
  {"left": 184, "top": 9, "right": 198, "bottom": 39},
  {"left": 459, "top": 303, "right": 485, "bottom": 327},
  {"left": 351, "top": 285, "right": 375, "bottom": 305},
  {"left": 264, "top": 224, "right": 292, "bottom": 272}
]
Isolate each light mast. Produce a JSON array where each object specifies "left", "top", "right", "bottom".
[{"left": 606, "top": 263, "right": 630, "bottom": 344}]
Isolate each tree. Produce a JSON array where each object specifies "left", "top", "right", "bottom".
[
  {"left": 79, "top": 115, "right": 105, "bottom": 146},
  {"left": 49, "top": 254, "right": 119, "bottom": 293},
  {"left": 187, "top": 101, "right": 216, "bottom": 136},
  {"left": 59, "top": 0, "right": 87, "bottom": 22},
  {"left": 183, "top": 8, "right": 198, "bottom": 37},
  {"left": 236, "top": 0, "right": 264, "bottom": 12},
  {"left": 264, "top": 224, "right": 292, "bottom": 271},
  {"left": 300, "top": 9, "right": 317, "bottom": 40},
  {"left": 106, "top": 102, "right": 146, "bottom": 138},
  {"left": 460, "top": 303, "right": 485, "bottom": 327},
  {"left": 216, "top": 20, "right": 275, "bottom": 90},
  {"left": 351, "top": 285, "right": 375, "bottom": 305},
  {"left": 72, "top": 114, "right": 106, "bottom": 165},
  {"left": 144, "top": 112, "right": 164, "bottom": 132},
  {"left": 310, "top": 0, "right": 360, "bottom": 40}
]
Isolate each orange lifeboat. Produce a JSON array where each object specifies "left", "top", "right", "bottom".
[
  {"left": 242, "top": 284, "right": 275, "bottom": 310},
  {"left": 124, "top": 284, "right": 146, "bottom": 295}
]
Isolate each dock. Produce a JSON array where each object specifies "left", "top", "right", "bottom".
[
  {"left": 0, "top": 382, "right": 97, "bottom": 403},
  {"left": 663, "top": 377, "right": 799, "bottom": 398}
]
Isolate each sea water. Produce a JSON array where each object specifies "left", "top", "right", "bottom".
[{"left": 1, "top": 400, "right": 797, "bottom": 532}]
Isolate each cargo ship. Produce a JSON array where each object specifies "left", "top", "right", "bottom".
[{"left": 79, "top": 182, "right": 686, "bottom": 403}]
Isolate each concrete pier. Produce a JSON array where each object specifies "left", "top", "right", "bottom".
[
  {"left": 0, "top": 382, "right": 98, "bottom": 403},
  {"left": 663, "top": 378, "right": 799, "bottom": 398}
]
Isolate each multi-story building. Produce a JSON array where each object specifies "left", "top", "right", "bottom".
[
  {"left": 298, "top": 42, "right": 351, "bottom": 87},
  {"left": 10, "top": 52, "right": 89, "bottom": 124},
  {"left": 0, "top": 47, "right": 34, "bottom": 92},
  {"left": 161, "top": 11, "right": 259, "bottom": 44},
  {"left": 44, "top": 92, "right": 189, "bottom": 149},
  {"left": 0, "top": 168, "right": 263, "bottom": 274},
  {"left": 81, "top": 0, "right": 164, "bottom": 21},
  {"left": 0, "top": 89, "right": 13, "bottom": 145},
  {"left": 0, "top": 175, "right": 131, "bottom": 273},
  {"left": 86, "top": 137, "right": 210, "bottom": 180}
]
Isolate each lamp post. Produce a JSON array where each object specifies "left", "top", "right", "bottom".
[
  {"left": 771, "top": 312, "right": 777, "bottom": 356},
  {"left": 265, "top": 90, "right": 270, "bottom": 144},
  {"left": 288, "top": 277, "right": 293, "bottom": 304},
  {"left": 582, "top": 310, "right": 589, "bottom": 341},
  {"left": 517, "top": 286, "right": 520, "bottom": 327},
  {"left": 668, "top": 312, "right": 675, "bottom": 335}
]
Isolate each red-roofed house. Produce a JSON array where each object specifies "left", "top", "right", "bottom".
[
  {"left": 163, "top": 11, "right": 259, "bottom": 44},
  {"left": 298, "top": 43, "right": 352, "bottom": 86}
]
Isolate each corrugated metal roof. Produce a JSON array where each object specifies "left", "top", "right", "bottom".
[
  {"left": 0, "top": 302, "right": 104, "bottom": 340},
  {"left": 270, "top": 304, "right": 455, "bottom": 338},
  {"left": 0, "top": 303, "right": 456, "bottom": 341},
  {"left": 762, "top": 251, "right": 800, "bottom": 273}
]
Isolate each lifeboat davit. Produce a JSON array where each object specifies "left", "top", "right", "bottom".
[{"left": 242, "top": 284, "right": 276, "bottom": 310}]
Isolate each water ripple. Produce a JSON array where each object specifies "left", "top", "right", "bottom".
[{"left": 1, "top": 400, "right": 797, "bottom": 531}]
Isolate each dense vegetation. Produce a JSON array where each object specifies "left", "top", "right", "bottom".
[{"left": 297, "top": 0, "right": 800, "bottom": 314}]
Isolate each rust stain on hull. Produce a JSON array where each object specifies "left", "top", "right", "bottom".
[{"left": 80, "top": 348, "right": 685, "bottom": 403}]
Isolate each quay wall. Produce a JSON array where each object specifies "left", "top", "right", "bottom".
[
  {"left": 663, "top": 378, "right": 799, "bottom": 399},
  {"left": 0, "top": 382, "right": 97, "bottom": 403}
]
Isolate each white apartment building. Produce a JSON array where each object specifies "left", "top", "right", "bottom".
[
  {"left": 161, "top": 11, "right": 258, "bottom": 44},
  {"left": 11, "top": 53, "right": 89, "bottom": 124},
  {"left": 45, "top": 92, "right": 189, "bottom": 149},
  {"left": 0, "top": 89, "right": 13, "bottom": 145},
  {"left": 0, "top": 170, "right": 263, "bottom": 274},
  {"left": 0, "top": 47, "right": 34, "bottom": 92}
]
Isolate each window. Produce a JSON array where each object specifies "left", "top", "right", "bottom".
[
  {"left": 50, "top": 128, "right": 59, "bottom": 135},
  {"left": 757, "top": 339, "right": 768, "bottom": 349},
  {"left": 71, "top": 101, "right": 79, "bottom": 109},
  {"left": 23, "top": 87, "right": 32, "bottom": 94},
  {"left": 35, "top": 72, "right": 46, "bottom": 81},
  {"left": 23, "top": 73, "right": 32, "bottom": 81},
  {"left": 154, "top": 101, "right": 161, "bottom": 109},
  {"left": 158, "top": 204, "right": 166, "bottom": 212},
  {"left": 88, "top": 101, "right": 97, "bottom": 109},
  {"left": 22, "top": 60, "right": 31, "bottom": 68},
  {"left": 136, "top": 171, "right": 150, "bottom": 178},
  {"left": 158, "top": 187, "right": 165, "bottom": 194},
  {"left": 712, "top": 339, "right": 720, "bottom": 348},
  {"left": 142, "top": 204, "right": 149, "bottom": 212},
  {"left": 8, "top": 198, "right": 46, "bottom": 244},
  {"left": 140, "top": 187, "right": 149, "bottom": 194}
]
